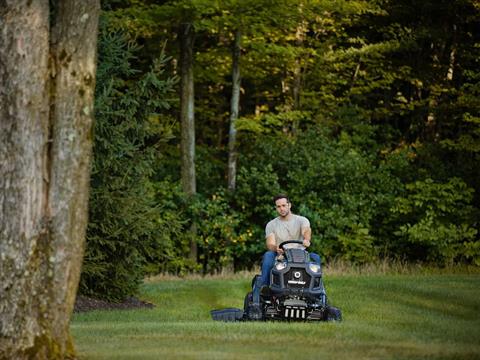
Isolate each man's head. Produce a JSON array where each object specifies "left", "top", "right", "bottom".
[{"left": 273, "top": 194, "right": 291, "bottom": 218}]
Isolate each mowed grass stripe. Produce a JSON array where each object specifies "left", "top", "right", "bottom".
[{"left": 71, "top": 273, "right": 480, "bottom": 359}]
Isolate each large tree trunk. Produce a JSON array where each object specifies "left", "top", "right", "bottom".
[
  {"left": 227, "top": 29, "right": 241, "bottom": 192},
  {"left": 179, "top": 22, "right": 197, "bottom": 261},
  {"left": 0, "top": 1, "right": 99, "bottom": 359}
]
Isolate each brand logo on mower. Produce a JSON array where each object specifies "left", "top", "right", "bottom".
[
  {"left": 288, "top": 271, "right": 305, "bottom": 284},
  {"left": 288, "top": 280, "right": 306, "bottom": 285}
]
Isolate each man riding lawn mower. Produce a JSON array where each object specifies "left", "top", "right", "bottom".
[
  {"left": 211, "top": 240, "right": 341, "bottom": 322},
  {"left": 211, "top": 194, "right": 341, "bottom": 322}
]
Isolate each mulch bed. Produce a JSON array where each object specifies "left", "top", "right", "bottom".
[{"left": 74, "top": 295, "right": 155, "bottom": 313}]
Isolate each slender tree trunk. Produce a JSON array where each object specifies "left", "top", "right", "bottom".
[
  {"left": 179, "top": 22, "right": 197, "bottom": 261},
  {"left": 425, "top": 23, "right": 457, "bottom": 142},
  {"left": 227, "top": 29, "right": 241, "bottom": 192},
  {"left": 0, "top": 1, "right": 99, "bottom": 359},
  {"left": 292, "top": 23, "right": 306, "bottom": 111},
  {"left": 446, "top": 24, "right": 457, "bottom": 82},
  {"left": 292, "top": 1, "right": 306, "bottom": 110},
  {"left": 350, "top": 62, "right": 361, "bottom": 93}
]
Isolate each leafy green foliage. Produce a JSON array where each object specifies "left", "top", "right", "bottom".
[
  {"left": 390, "top": 178, "right": 479, "bottom": 265},
  {"left": 237, "top": 126, "right": 402, "bottom": 264},
  {"left": 192, "top": 191, "right": 241, "bottom": 273},
  {"left": 228, "top": 165, "right": 282, "bottom": 267}
]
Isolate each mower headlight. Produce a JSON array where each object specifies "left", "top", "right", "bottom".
[
  {"left": 275, "top": 262, "right": 287, "bottom": 271},
  {"left": 309, "top": 263, "right": 321, "bottom": 273}
]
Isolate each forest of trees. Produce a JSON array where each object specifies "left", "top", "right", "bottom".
[{"left": 77, "top": 0, "right": 479, "bottom": 301}]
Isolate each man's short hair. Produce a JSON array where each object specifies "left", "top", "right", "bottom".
[{"left": 273, "top": 194, "right": 290, "bottom": 204}]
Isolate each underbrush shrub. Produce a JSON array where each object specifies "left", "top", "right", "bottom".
[
  {"left": 389, "top": 177, "right": 479, "bottom": 265},
  {"left": 227, "top": 165, "right": 282, "bottom": 269},
  {"left": 142, "top": 181, "right": 193, "bottom": 275},
  {"left": 238, "top": 126, "right": 401, "bottom": 265},
  {"left": 191, "top": 191, "right": 242, "bottom": 273}
]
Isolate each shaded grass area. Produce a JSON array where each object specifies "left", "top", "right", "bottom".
[{"left": 71, "top": 273, "right": 480, "bottom": 359}]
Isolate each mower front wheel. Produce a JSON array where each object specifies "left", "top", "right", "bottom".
[
  {"left": 324, "top": 306, "right": 342, "bottom": 321},
  {"left": 243, "top": 291, "right": 253, "bottom": 311},
  {"left": 243, "top": 291, "right": 264, "bottom": 320}
]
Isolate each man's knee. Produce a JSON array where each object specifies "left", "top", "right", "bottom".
[
  {"left": 263, "top": 251, "right": 276, "bottom": 262},
  {"left": 260, "top": 251, "right": 276, "bottom": 287},
  {"left": 261, "top": 251, "right": 276, "bottom": 270}
]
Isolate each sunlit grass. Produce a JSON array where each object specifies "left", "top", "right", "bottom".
[{"left": 71, "top": 271, "right": 480, "bottom": 359}]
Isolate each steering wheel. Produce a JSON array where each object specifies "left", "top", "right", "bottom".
[{"left": 279, "top": 240, "right": 304, "bottom": 250}]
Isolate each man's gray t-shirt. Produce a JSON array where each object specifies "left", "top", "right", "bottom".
[{"left": 265, "top": 214, "right": 310, "bottom": 246}]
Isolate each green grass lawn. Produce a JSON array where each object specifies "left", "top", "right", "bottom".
[{"left": 71, "top": 272, "right": 480, "bottom": 359}]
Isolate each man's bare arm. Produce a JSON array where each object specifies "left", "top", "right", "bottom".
[
  {"left": 302, "top": 227, "right": 311, "bottom": 247},
  {"left": 266, "top": 233, "right": 282, "bottom": 253}
]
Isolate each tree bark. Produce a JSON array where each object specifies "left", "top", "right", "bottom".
[
  {"left": 179, "top": 22, "right": 197, "bottom": 261},
  {"left": 446, "top": 24, "right": 457, "bottom": 82},
  {"left": 0, "top": 1, "right": 99, "bottom": 359},
  {"left": 227, "top": 29, "right": 241, "bottom": 192},
  {"left": 425, "top": 22, "right": 457, "bottom": 142},
  {"left": 292, "top": 23, "right": 306, "bottom": 111},
  {"left": 292, "top": 2, "right": 307, "bottom": 114}
]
